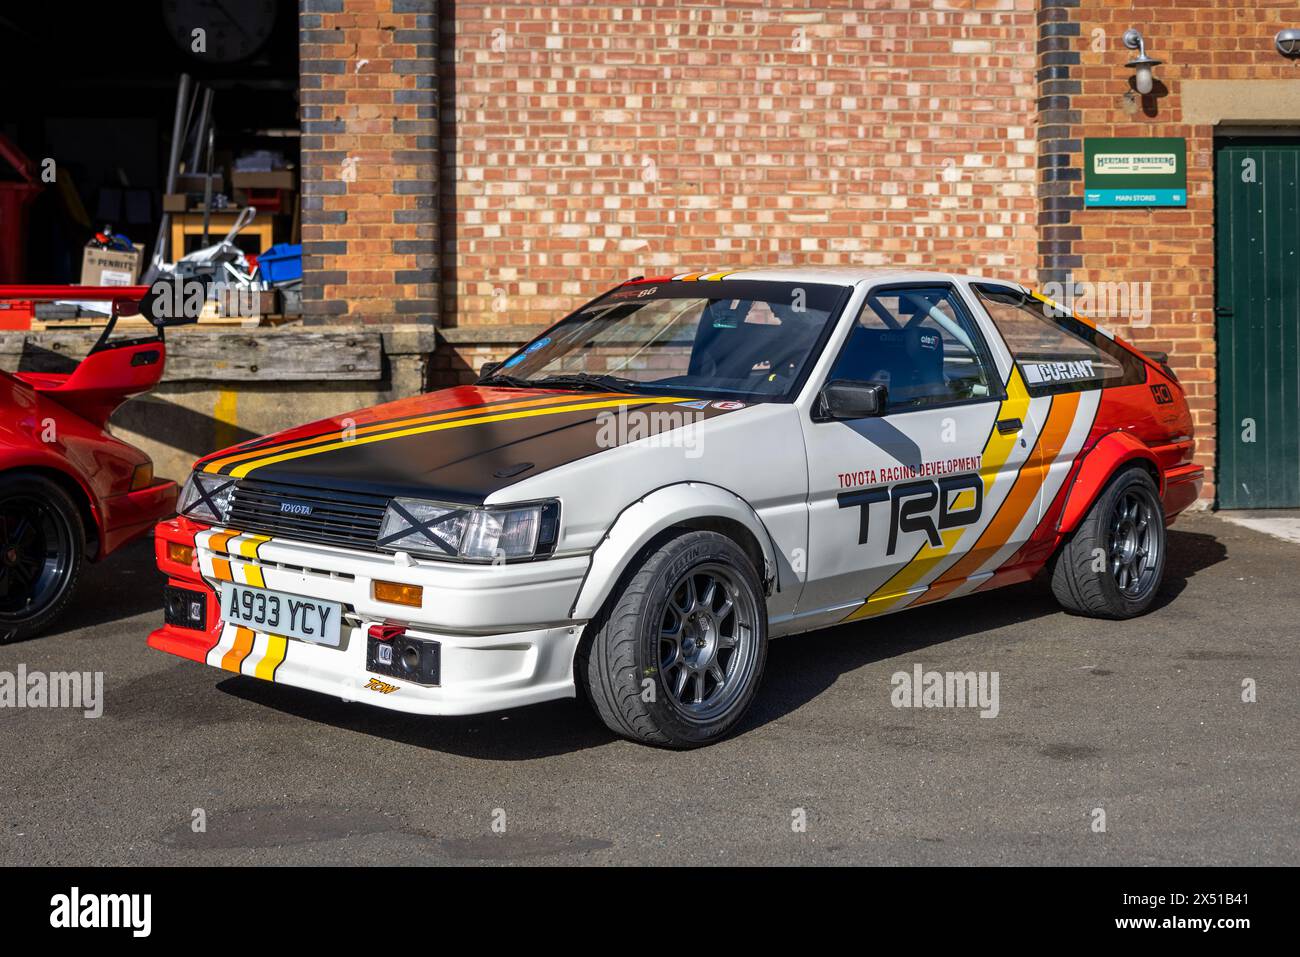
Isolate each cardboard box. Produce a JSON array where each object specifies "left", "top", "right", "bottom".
[
  {"left": 231, "top": 169, "right": 296, "bottom": 191},
  {"left": 163, "top": 193, "right": 189, "bottom": 213},
  {"left": 175, "top": 172, "right": 224, "bottom": 194},
  {"left": 80, "top": 243, "right": 143, "bottom": 286}
]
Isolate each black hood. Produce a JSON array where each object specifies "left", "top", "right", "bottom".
[{"left": 199, "top": 386, "right": 746, "bottom": 505}]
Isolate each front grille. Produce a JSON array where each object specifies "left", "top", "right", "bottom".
[{"left": 225, "top": 479, "right": 389, "bottom": 551}]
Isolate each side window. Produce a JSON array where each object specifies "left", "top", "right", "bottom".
[
  {"left": 972, "top": 284, "right": 1146, "bottom": 395},
  {"left": 829, "top": 285, "right": 999, "bottom": 413}
]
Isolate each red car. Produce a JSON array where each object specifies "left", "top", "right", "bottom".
[{"left": 0, "top": 288, "right": 177, "bottom": 641}]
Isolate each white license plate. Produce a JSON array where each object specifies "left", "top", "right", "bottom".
[{"left": 219, "top": 582, "right": 343, "bottom": 647}]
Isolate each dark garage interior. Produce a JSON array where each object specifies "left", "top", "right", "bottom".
[{"left": 0, "top": 1, "right": 299, "bottom": 287}]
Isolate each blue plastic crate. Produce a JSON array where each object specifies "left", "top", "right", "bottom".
[{"left": 257, "top": 243, "right": 302, "bottom": 283}]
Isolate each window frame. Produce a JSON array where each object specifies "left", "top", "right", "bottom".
[
  {"left": 813, "top": 281, "right": 1008, "bottom": 420},
  {"left": 494, "top": 279, "right": 853, "bottom": 405},
  {"left": 970, "top": 282, "right": 1147, "bottom": 397}
]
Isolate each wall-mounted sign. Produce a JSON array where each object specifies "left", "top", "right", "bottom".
[{"left": 1084, "top": 137, "right": 1187, "bottom": 207}]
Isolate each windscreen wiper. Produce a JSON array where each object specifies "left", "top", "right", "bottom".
[
  {"left": 531, "top": 373, "right": 647, "bottom": 394},
  {"left": 477, "top": 372, "right": 537, "bottom": 388}
]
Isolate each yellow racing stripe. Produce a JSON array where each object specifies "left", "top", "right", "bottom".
[
  {"left": 201, "top": 392, "right": 614, "bottom": 475},
  {"left": 233, "top": 534, "right": 270, "bottom": 559},
  {"left": 842, "top": 368, "right": 1032, "bottom": 620},
  {"left": 253, "top": 635, "right": 288, "bottom": 681},
  {"left": 228, "top": 395, "right": 693, "bottom": 479}
]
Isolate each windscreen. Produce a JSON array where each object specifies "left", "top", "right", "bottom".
[{"left": 493, "top": 279, "right": 848, "bottom": 402}]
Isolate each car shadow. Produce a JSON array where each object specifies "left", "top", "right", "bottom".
[
  {"left": 743, "top": 526, "right": 1226, "bottom": 735},
  {"left": 28, "top": 537, "right": 164, "bottom": 643},
  {"left": 215, "top": 526, "right": 1227, "bottom": 760}
]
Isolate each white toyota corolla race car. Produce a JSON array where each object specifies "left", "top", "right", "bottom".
[{"left": 150, "top": 268, "right": 1202, "bottom": 747}]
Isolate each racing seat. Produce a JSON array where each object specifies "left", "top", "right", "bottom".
[
  {"left": 832, "top": 323, "right": 946, "bottom": 408},
  {"left": 690, "top": 300, "right": 815, "bottom": 386}
]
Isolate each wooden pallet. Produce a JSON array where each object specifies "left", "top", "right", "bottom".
[{"left": 30, "top": 312, "right": 300, "bottom": 332}]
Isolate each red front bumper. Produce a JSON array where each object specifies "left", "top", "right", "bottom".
[{"left": 146, "top": 516, "right": 222, "bottom": 664}]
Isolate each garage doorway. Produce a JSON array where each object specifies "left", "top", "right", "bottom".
[{"left": 1214, "top": 135, "right": 1300, "bottom": 508}]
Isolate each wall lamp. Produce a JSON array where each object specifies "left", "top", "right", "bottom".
[{"left": 1122, "top": 29, "right": 1162, "bottom": 96}]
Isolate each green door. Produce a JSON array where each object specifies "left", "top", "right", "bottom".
[{"left": 1215, "top": 137, "right": 1300, "bottom": 509}]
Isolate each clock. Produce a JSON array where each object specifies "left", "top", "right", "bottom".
[{"left": 163, "top": 0, "right": 278, "bottom": 64}]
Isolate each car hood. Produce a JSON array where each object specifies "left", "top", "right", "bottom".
[{"left": 193, "top": 385, "right": 749, "bottom": 504}]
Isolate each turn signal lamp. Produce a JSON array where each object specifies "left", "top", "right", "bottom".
[{"left": 373, "top": 580, "right": 423, "bottom": 607}]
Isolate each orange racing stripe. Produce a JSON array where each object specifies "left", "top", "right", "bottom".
[
  {"left": 200, "top": 391, "right": 615, "bottom": 475},
  {"left": 838, "top": 368, "right": 1032, "bottom": 621},
  {"left": 220, "top": 626, "right": 256, "bottom": 673},
  {"left": 206, "top": 529, "right": 240, "bottom": 582},
  {"left": 227, "top": 394, "right": 693, "bottom": 479},
  {"left": 912, "top": 391, "right": 1082, "bottom": 607}
]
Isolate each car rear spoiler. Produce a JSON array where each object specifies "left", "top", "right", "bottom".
[
  {"left": 1141, "top": 349, "right": 1179, "bottom": 383},
  {"left": 0, "top": 284, "right": 194, "bottom": 426}
]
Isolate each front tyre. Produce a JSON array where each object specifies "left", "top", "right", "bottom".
[
  {"left": 1049, "top": 465, "right": 1166, "bottom": 620},
  {"left": 578, "top": 530, "right": 768, "bottom": 748},
  {"left": 0, "top": 474, "right": 85, "bottom": 643}
]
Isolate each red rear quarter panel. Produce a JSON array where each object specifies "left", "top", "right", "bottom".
[
  {"left": 0, "top": 370, "right": 177, "bottom": 556},
  {"left": 1055, "top": 361, "right": 1201, "bottom": 534}
]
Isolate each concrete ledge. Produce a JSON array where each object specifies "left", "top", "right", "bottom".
[
  {"left": 0, "top": 324, "right": 437, "bottom": 383},
  {"left": 436, "top": 324, "right": 547, "bottom": 345},
  {"left": 1183, "top": 80, "right": 1300, "bottom": 126}
]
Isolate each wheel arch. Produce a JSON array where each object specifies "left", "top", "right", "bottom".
[
  {"left": 0, "top": 462, "right": 102, "bottom": 559},
  {"left": 568, "top": 482, "right": 780, "bottom": 621},
  {"left": 1056, "top": 431, "right": 1162, "bottom": 535}
]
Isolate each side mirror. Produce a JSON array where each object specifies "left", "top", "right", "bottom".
[{"left": 819, "top": 379, "right": 887, "bottom": 420}]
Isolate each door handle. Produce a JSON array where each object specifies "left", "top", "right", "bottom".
[{"left": 996, "top": 417, "right": 1023, "bottom": 434}]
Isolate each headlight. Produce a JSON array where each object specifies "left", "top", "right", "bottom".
[
  {"left": 378, "top": 498, "right": 560, "bottom": 563},
  {"left": 177, "top": 471, "right": 236, "bottom": 524}
]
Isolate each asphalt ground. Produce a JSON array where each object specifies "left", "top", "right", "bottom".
[{"left": 0, "top": 512, "right": 1295, "bottom": 865}]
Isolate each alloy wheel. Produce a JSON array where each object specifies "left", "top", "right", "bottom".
[
  {"left": 1107, "top": 487, "right": 1161, "bottom": 599},
  {"left": 0, "top": 494, "right": 75, "bottom": 622},
  {"left": 658, "top": 562, "right": 758, "bottom": 722}
]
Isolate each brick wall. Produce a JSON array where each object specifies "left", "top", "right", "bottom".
[
  {"left": 445, "top": 0, "right": 1039, "bottom": 328},
  {"left": 299, "top": 0, "right": 439, "bottom": 326},
  {"left": 303, "top": 1, "right": 1293, "bottom": 505},
  {"left": 1041, "top": 1, "right": 1300, "bottom": 503}
]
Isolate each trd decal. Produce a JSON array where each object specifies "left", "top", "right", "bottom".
[
  {"left": 838, "top": 473, "right": 983, "bottom": 555},
  {"left": 836, "top": 454, "right": 983, "bottom": 489},
  {"left": 1150, "top": 383, "right": 1174, "bottom": 405}
]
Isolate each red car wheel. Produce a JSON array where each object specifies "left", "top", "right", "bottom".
[{"left": 0, "top": 474, "right": 84, "bottom": 643}]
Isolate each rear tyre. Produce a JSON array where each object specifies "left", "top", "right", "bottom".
[
  {"left": 578, "top": 530, "right": 768, "bottom": 748},
  {"left": 0, "top": 474, "right": 85, "bottom": 643},
  {"left": 1049, "top": 465, "right": 1166, "bottom": 620}
]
